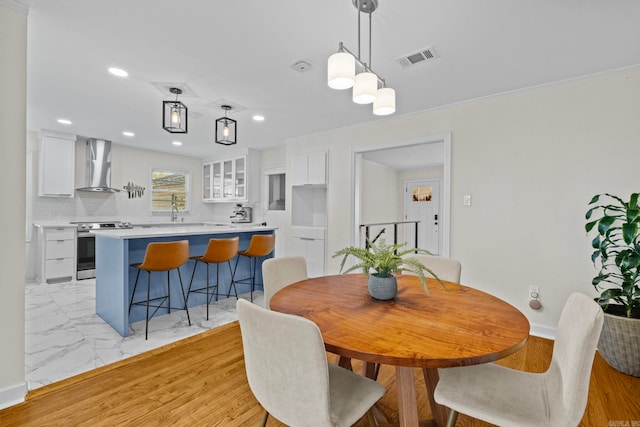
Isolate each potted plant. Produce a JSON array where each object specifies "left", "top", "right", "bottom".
[
  {"left": 333, "top": 239, "right": 444, "bottom": 300},
  {"left": 585, "top": 192, "right": 640, "bottom": 377}
]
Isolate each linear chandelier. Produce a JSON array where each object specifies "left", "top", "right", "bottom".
[{"left": 327, "top": 0, "right": 395, "bottom": 116}]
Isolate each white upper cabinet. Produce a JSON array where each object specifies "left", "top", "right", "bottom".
[
  {"left": 38, "top": 132, "right": 76, "bottom": 197},
  {"left": 292, "top": 151, "right": 327, "bottom": 186},
  {"left": 202, "top": 149, "right": 260, "bottom": 203}
]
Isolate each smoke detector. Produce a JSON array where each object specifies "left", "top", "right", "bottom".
[
  {"left": 291, "top": 60, "right": 312, "bottom": 73},
  {"left": 395, "top": 46, "right": 439, "bottom": 69}
]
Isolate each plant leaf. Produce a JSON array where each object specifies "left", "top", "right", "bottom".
[{"left": 622, "top": 222, "right": 638, "bottom": 245}]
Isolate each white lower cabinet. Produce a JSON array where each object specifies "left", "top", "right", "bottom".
[
  {"left": 291, "top": 227, "right": 325, "bottom": 278},
  {"left": 37, "top": 226, "right": 76, "bottom": 284}
]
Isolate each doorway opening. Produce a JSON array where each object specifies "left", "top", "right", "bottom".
[
  {"left": 263, "top": 167, "right": 286, "bottom": 257},
  {"left": 352, "top": 134, "right": 451, "bottom": 256}
]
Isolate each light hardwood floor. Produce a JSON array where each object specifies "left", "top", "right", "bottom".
[{"left": 1, "top": 321, "right": 638, "bottom": 426}]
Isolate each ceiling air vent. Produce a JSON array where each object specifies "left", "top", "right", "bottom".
[{"left": 395, "top": 46, "right": 439, "bottom": 69}]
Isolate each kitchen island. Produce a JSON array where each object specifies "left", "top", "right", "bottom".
[{"left": 92, "top": 224, "right": 276, "bottom": 336}]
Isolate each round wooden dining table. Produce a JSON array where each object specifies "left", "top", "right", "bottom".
[{"left": 269, "top": 274, "right": 530, "bottom": 427}]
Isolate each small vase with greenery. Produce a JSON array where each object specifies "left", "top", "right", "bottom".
[
  {"left": 333, "top": 239, "right": 445, "bottom": 299},
  {"left": 585, "top": 192, "right": 640, "bottom": 377}
]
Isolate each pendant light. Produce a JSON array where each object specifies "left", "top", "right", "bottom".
[
  {"left": 327, "top": 0, "right": 396, "bottom": 115},
  {"left": 215, "top": 105, "right": 237, "bottom": 146},
  {"left": 353, "top": 69, "right": 377, "bottom": 104},
  {"left": 162, "top": 88, "right": 188, "bottom": 133},
  {"left": 327, "top": 46, "right": 355, "bottom": 90},
  {"left": 373, "top": 86, "right": 396, "bottom": 115}
]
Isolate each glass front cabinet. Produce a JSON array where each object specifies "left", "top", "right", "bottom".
[{"left": 202, "top": 149, "right": 259, "bottom": 203}]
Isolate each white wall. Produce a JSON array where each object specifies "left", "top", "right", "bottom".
[
  {"left": 360, "top": 159, "right": 399, "bottom": 246},
  {"left": 0, "top": 3, "right": 28, "bottom": 409},
  {"left": 261, "top": 145, "right": 285, "bottom": 171},
  {"left": 361, "top": 159, "right": 399, "bottom": 224},
  {"left": 286, "top": 66, "right": 640, "bottom": 333}
]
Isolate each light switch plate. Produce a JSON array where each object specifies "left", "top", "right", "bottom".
[{"left": 463, "top": 195, "right": 471, "bottom": 206}]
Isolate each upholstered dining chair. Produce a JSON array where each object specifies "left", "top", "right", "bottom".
[
  {"left": 403, "top": 254, "right": 462, "bottom": 283},
  {"left": 236, "top": 299, "right": 385, "bottom": 427},
  {"left": 261, "top": 256, "right": 308, "bottom": 309},
  {"left": 434, "top": 292, "right": 604, "bottom": 427}
]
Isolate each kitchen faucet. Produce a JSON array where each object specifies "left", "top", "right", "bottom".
[{"left": 171, "top": 195, "right": 178, "bottom": 222}]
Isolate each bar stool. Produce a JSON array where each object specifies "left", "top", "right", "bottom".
[
  {"left": 129, "top": 240, "right": 191, "bottom": 340},
  {"left": 187, "top": 236, "right": 239, "bottom": 320},
  {"left": 234, "top": 233, "right": 276, "bottom": 302}
]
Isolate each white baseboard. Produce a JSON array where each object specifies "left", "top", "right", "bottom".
[
  {"left": 0, "top": 382, "right": 27, "bottom": 410},
  {"left": 530, "top": 322, "right": 556, "bottom": 340}
]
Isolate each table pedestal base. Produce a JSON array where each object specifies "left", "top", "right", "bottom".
[{"left": 354, "top": 360, "right": 449, "bottom": 427}]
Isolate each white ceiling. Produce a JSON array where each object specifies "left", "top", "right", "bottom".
[{"left": 22, "top": 0, "right": 640, "bottom": 159}]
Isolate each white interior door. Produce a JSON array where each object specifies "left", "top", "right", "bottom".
[
  {"left": 263, "top": 168, "right": 287, "bottom": 257},
  {"left": 404, "top": 179, "right": 441, "bottom": 255}
]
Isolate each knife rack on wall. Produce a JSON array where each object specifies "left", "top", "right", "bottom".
[{"left": 123, "top": 182, "right": 145, "bottom": 199}]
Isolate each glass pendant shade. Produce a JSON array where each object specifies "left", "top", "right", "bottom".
[
  {"left": 327, "top": 52, "right": 355, "bottom": 89},
  {"left": 162, "top": 100, "right": 187, "bottom": 133},
  {"left": 352, "top": 72, "right": 378, "bottom": 104},
  {"left": 215, "top": 116, "right": 237, "bottom": 146},
  {"left": 373, "top": 87, "right": 396, "bottom": 115}
]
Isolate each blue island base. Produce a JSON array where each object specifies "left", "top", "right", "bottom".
[{"left": 95, "top": 229, "right": 274, "bottom": 337}]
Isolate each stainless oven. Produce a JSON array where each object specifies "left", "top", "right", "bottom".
[
  {"left": 71, "top": 221, "right": 133, "bottom": 280},
  {"left": 76, "top": 228, "right": 96, "bottom": 279}
]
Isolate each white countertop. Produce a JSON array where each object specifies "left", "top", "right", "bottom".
[
  {"left": 91, "top": 224, "right": 276, "bottom": 239},
  {"left": 33, "top": 222, "right": 78, "bottom": 228}
]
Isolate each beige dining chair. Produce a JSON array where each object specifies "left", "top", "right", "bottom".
[
  {"left": 236, "top": 298, "right": 385, "bottom": 427},
  {"left": 403, "top": 254, "right": 462, "bottom": 283},
  {"left": 434, "top": 292, "right": 604, "bottom": 427},
  {"left": 261, "top": 256, "right": 308, "bottom": 309}
]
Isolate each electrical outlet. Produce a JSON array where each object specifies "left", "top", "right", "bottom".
[{"left": 529, "top": 285, "right": 539, "bottom": 298}]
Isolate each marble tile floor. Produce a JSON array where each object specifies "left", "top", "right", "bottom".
[{"left": 25, "top": 279, "right": 264, "bottom": 391}]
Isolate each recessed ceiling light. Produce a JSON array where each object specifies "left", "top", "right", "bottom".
[
  {"left": 108, "top": 67, "right": 128, "bottom": 77},
  {"left": 122, "top": 131, "right": 135, "bottom": 137},
  {"left": 252, "top": 115, "right": 265, "bottom": 122},
  {"left": 57, "top": 118, "right": 72, "bottom": 125},
  {"left": 172, "top": 141, "right": 182, "bottom": 146}
]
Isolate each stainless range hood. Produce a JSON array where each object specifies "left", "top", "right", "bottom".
[{"left": 76, "top": 138, "right": 121, "bottom": 193}]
